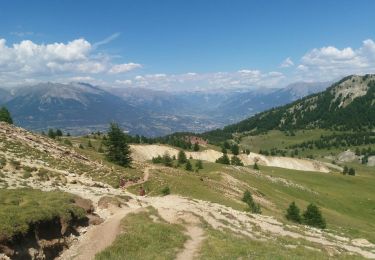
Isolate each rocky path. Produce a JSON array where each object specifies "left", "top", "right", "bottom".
[{"left": 176, "top": 225, "right": 205, "bottom": 260}]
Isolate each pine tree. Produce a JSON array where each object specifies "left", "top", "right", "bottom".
[
  {"left": 348, "top": 168, "right": 356, "bottom": 176},
  {"left": 162, "top": 152, "right": 173, "bottom": 167},
  {"left": 87, "top": 139, "right": 93, "bottom": 148},
  {"left": 56, "top": 129, "right": 63, "bottom": 136},
  {"left": 285, "top": 202, "right": 301, "bottom": 223},
  {"left": 98, "top": 144, "right": 104, "bottom": 153},
  {"left": 195, "top": 160, "right": 203, "bottom": 169},
  {"left": 48, "top": 129, "right": 56, "bottom": 139},
  {"left": 242, "top": 190, "right": 261, "bottom": 214},
  {"left": 231, "top": 156, "right": 244, "bottom": 166},
  {"left": 0, "top": 107, "right": 13, "bottom": 124},
  {"left": 231, "top": 143, "right": 239, "bottom": 155},
  {"left": 185, "top": 160, "right": 193, "bottom": 171},
  {"left": 343, "top": 166, "right": 349, "bottom": 175},
  {"left": 178, "top": 150, "right": 187, "bottom": 164},
  {"left": 104, "top": 122, "right": 132, "bottom": 167},
  {"left": 253, "top": 163, "right": 260, "bottom": 170},
  {"left": 193, "top": 142, "right": 200, "bottom": 151},
  {"left": 302, "top": 203, "right": 326, "bottom": 229},
  {"left": 216, "top": 154, "right": 230, "bottom": 165}
]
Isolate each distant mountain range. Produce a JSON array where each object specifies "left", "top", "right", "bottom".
[
  {"left": 0, "top": 81, "right": 329, "bottom": 136},
  {"left": 202, "top": 74, "right": 375, "bottom": 143}
]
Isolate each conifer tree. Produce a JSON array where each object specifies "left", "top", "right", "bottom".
[
  {"left": 231, "top": 156, "right": 244, "bottom": 166},
  {"left": 162, "top": 152, "right": 173, "bottom": 167},
  {"left": 185, "top": 160, "right": 193, "bottom": 171},
  {"left": 303, "top": 203, "right": 326, "bottom": 229},
  {"left": 193, "top": 142, "right": 200, "bottom": 151},
  {"left": 348, "top": 167, "right": 356, "bottom": 176},
  {"left": 242, "top": 190, "right": 261, "bottom": 214},
  {"left": 231, "top": 143, "right": 239, "bottom": 155},
  {"left": 216, "top": 154, "right": 230, "bottom": 165},
  {"left": 0, "top": 107, "right": 13, "bottom": 124},
  {"left": 253, "top": 163, "right": 260, "bottom": 170},
  {"left": 195, "top": 160, "right": 203, "bottom": 169},
  {"left": 285, "top": 201, "right": 301, "bottom": 223},
  {"left": 177, "top": 150, "right": 187, "bottom": 164},
  {"left": 105, "top": 122, "right": 132, "bottom": 167}
]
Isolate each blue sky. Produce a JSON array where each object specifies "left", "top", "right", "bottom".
[{"left": 1, "top": 0, "right": 375, "bottom": 90}]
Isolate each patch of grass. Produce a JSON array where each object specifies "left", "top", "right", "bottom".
[
  {"left": 199, "top": 227, "right": 362, "bottom": 259},
  {"left": 95, "top": 208, "right": 187, "bottom": 260},
  {"left": 127, "top": 166, "right": 244, "bottom": 211},
  {"left": 0, "top": 189, "right": 86, "bottom": 240}
]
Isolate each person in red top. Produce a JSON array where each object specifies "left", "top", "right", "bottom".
[{"left": 139, "top": 186, "right": 145, "bottom": 196}]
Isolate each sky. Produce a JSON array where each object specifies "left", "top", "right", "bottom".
[{"left": 0, "top": 0, "right": 375, "bottom": 91}]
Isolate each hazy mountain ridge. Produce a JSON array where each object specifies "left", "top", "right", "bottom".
[
  {"left": 203, "top": 75, "right": 375, "bottom": 142},
  {"left": 0, "top": 81, "right": 329, "bottom": 136}
]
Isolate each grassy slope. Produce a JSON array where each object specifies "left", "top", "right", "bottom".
[
  {"left": 0, "top": 189, "right": 86, "bottom": 240},
  {"left": 95, "top": 208, "right": 187, "bottom": 260},
  {"left": 128, "top": 158, "right": 375, "bottom": 243},
  {"left": 200, "top": 227, "right": 362, "bottom": 260}
]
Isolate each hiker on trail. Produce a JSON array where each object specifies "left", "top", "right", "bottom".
[
  {"left": 119, "top": 178, "right": 126, "bottom": 188},
  {"left": 139, "top": 186, "right": 145, "bottom": 196}
]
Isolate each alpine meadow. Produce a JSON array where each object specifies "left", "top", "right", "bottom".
[{"left": 0, "top": 1, "right": 375, "bottom": 259}]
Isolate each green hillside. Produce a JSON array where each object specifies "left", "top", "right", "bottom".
[{"left": 202, "top": 75, "right": 375, "bottom": 144}]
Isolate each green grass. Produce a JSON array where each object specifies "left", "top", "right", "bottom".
[
  {"left": 128, "top": 158, "right": 375, "bottom": 243},
  {"left": 200, "top": 227, "right": 362, "bottom": 260},
  {"left": 0, "top": 188, "right": 86, "bottom": 240},
  {"left": 127, "top": 164, "right": 244, "bottom": 211},
  {"left": 239, "top": 129, "right": 333, "bottom": 153},
  {"left": 95, "top": 207, "right": 187, "bottom": 260},
  {"left": 227, "top": 165, "right": 375, "bottom": 242}
]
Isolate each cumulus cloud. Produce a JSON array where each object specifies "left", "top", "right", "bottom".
[
  {"left": 296, "top": 39, "right": 375, "bottom": 80},
  {"left": 280, "top": 57, "right": 294, "bottom": 68},
  {"left": 0, "top": 37, "right": 142, "bottom": 86}
]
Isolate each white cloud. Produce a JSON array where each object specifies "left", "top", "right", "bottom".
[
  {"left": 109, "top": 63, "right": 142, "bottom": 74},
  {"left": 114, "top": 70, "right": 285, "bottom": 91},
  {"left": 296, "top": 39, "right": 375, "bottom": 80},
  {"left": 0, "top": 37, "right": 142, "bottom": 86},
  {"left": 115, "top": 79, "right": 132, "bottom": 85},
  {"left": 280, "top": 57, "right": 294, "bottom": 68}
]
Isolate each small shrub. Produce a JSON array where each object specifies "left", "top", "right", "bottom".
[
  {"left": 253, "top": 163, "right": 259, "bottom": 170},
  {"left": 161, "top": 186, "right": 170, "bottom": 196},
  {"left": 64, "top": 139, "right": 73, "bottom": 146},
  {"left": 242, "top": 190, "right": 261, "bottom": 214},
  {"left": 152, "top": 155, "right": 163, "bottom": 164},
  {"left": 22, "top": 172, "right": 32, "bottom": 179},
  {"left": 10, "top": 160, "right": 21, "bottom": 170}
]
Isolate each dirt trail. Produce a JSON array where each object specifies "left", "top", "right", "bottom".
[
  {"left": 176, "top": 225, "right": 205, "bottom": 260},
  {"left": 124, "top": 165, "right": 154, "bottom": 188},
  {"left": 60, "top": 204, "right": 143, "bottom": 260}
]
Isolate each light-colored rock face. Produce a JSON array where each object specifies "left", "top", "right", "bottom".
[
  {"left": 333, "top": 75, "right": 375, "bottom": 108},
  {"left": 337, "top": 150, "right": 358, "bottom": 163},
  {"left": 130, "top": 144, "right": 330, "bottom": 173},
  {"left": 368, "top": 156, "right": 375, "bottom": 167}
]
